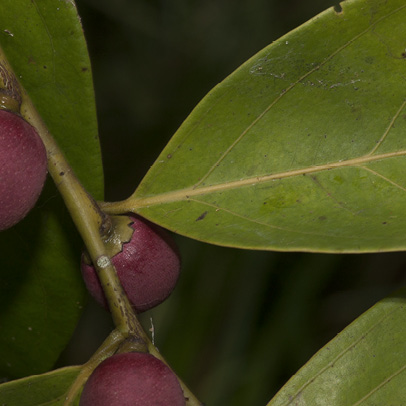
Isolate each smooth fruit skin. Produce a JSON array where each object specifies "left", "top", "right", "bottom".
[
  {"left": 0, "top": 109, "right": 47, "bottom": 231},
  {"left": 81, "top": 216, "right": 181, "bottom": 313},
  {"left": 79, "top": 352, "right": 186, "bottom": 406}
]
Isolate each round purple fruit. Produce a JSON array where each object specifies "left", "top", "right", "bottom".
[
  {"left": 79, "top": 352, "right": 186, "bottom": 406},
  {"left": 81, "top": 215, "right": 181, "bottom": 313},
  {"left": 0, "top": 109, "right": 47, "bottom": 231}
]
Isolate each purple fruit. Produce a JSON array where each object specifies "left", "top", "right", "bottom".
[
  {"left": 0, "top": 109, "right": 47, "bottom": 231},
  {"left": 81, "top": 215, "right": 181, "bottom": 313},
  {"left": 79, "top": 352, "right": 186, "bottom": 406}
]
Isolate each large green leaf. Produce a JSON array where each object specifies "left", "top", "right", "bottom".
[
  {"left": 0, "top": 365, "right": 81, "bottom": 406},
  {"left": 119, "top": 0, "right": 406, "bottom": 253},
  {"left": 267, "top": 288, "right": 406, "bottom": 405},
  {"left": 0, "top": 1, "right": 102, "bottom": 378}
]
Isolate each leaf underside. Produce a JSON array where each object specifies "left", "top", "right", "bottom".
[
  {"left": 128, "top": 0, "right": 406, "bottom": 253},
  {"left": 0, "top": 1, "right": 103, "bottom": 378},
  {"left": 267, "top": 289, "right": 406, "bottom": 405},
  {"left": 0, "top": 366, "right": 81, "bottom": 406}
]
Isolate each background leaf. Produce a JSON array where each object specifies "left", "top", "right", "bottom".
[
  {"left": 0, "top": 366, "right": 81, "bottom": 406},
  {"left": 0, "top": 1, "right": 102, "bottom": 379},
  {"left": 121, "top": 0, "right": 406, "bottom": 253},
  {"left": 267, "top": 288, "right": 406, "bottom": 405}
]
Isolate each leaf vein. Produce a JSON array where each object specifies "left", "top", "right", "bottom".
[
  {"left": 309, "top": 174, "right": 357, "bottom": 215},
  {"left": 188, "top": 198, "right": 360, "bottom": 239},
  {"left": 361, "top": 166, "right": 406, "bottom": 193},
  {"left": 279, "top": 306, "right": 402, "bottom": 406},
  {"left": 193, "top": 4, "right": 406, "bottom": 189},
  {"left": 367, "top": 99, "right": 406, "bottom": 156},
  {"left": 352, "top": 364, "right": 406, "bottom": 405}
]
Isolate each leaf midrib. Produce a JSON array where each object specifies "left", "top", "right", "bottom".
[
  {"left": 131, "top": 149, "right": 406, "bottom": 208},
  {"left": 127, "top": 3, "right": 406, "bottom": 212}
]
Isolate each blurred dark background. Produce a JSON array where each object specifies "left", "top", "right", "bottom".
[{"left": 57, "top": 1, "right": 406, "bottom": 405}]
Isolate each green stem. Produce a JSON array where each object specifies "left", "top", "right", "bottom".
[
  {"left": 26, "top": 94, "right": 202, "bottom": 406},
  {"left": 0, "top": 48, "right": 146, "bottom": 338},
  {"left": 20, "top": 95, "right": 145, "bottom": 337},
  {"left": 26, "top": 110, "right": 200, "bottom": 403},
  {"left": 0, "top": 49, "right": 203, "bottom": 405}
]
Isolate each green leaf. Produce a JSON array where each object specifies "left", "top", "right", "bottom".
[
  {"left": 0, "top": 1, "right": 103, "bottom": 378},
  {"left": 122, "top": 0, "right": 406, "bottom": 252},
  {"left": 267, "top": 288, "right": 406, "bottom": 405},
  {"left": 0, "top": 366, "right": 82, "bottom": 406}
]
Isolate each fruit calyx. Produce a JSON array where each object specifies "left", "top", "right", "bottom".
[
  {"left": 0, "top": 62, "right": 22, "bottom": 113},
  {"left": 82, "top": 214, "right": 135, "bottom": 265},
  {"left": 81, "top": 214, "right": 181, "bottom": 313}
]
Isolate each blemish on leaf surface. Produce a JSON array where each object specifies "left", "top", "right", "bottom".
[{"left": 195, "top": 211, "right": 208, "bottom": 221}]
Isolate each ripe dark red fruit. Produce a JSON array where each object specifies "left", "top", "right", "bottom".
[
  {"left": 81, "top": 215, "right": 181, "bottom": 313},
  {"left": 0, "top": 109, "right": 47, "bottom": 231},
  {"left": 79, "top": 352, "right": 186, "bottom": 406}
]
